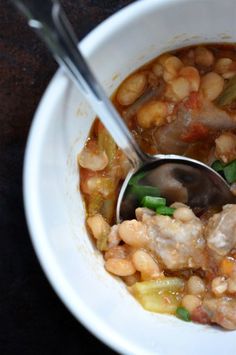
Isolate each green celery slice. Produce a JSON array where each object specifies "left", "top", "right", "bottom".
[
  {"left": 98, "top": 127, "right": 117, "bottom": 168},
  {"left": 88, "top": 192, "right": 103, "bottom": 216},
  {"left": 134, "top": 291, "right": 182, "bottom": 314},
  {"left": 101, "top": 198, "right": 116, "bottom": 224},
  {"left": 131, "top": 278, "right": 185, "bottom": 293},
  {"left": 216, "top": 75, "right": 236, "bottom": 107},
  {"left": 96, "top": 233, "right": 108, "bottom": 251},
  {"left": 131, "top": 278, "right": 185, "bottom": 314}
]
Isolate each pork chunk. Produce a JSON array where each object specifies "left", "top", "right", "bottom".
[
  {"left": 206, "top": 204, "right": 236, "bottom": 258},
  {"left": 143, "top": 210, "right": 206, "bottom": 270},
  {"left": 203, "top": 297, "right": 236, "bottom": 330}
]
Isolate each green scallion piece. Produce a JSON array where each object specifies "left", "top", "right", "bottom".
[
  {"left": 176, "top": 307, "right": 191, "bottom": 322},
  {"left": 156, "top": 206, "right": 176, "bottom": 216},
  {"left": 223, "top": 160, "right": 236, "bottom": 183},
  {"left": 211, "top": 160, "right": 225, "bottom": 172},
  {"left": 129, "top": 171, "right": 147, "bottom": 185},
  {"left": 141, "top": 196, "right": 166, "bottom": 210},
  {"left": 130, "top": 185, "right": 160, "bottom": 202}
]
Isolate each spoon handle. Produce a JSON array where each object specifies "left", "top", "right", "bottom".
[{"left": 12, "top": 0, "right": 148, "bottom": 168}]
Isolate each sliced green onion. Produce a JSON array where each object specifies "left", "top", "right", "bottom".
[
  {"left": 176, "top": 307, "right": 191, "bottom": 322},
  {"left": 129, "top": 171, "right": 147, "bottom": 185},
  {"left": 223, "top": 160, "right": 236, "bottom": 183},
  {"left": 130, "top": 185, "right": 160, "bottom": 202},
  {"left": 212, "top": 159, "right": 236, "bottom": 183},
  {"left": 141, "top": 196, "right": 166, "bottom": 210},
  {"left": 156, "top": 206, "right": 176, "bottom": 216},
  {"left": 211, "top": 160, "right": 225, "bottom": 172}
]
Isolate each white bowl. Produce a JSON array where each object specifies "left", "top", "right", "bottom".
[{"left": 24, "top": 0, "right": 236, "bottom": 354}]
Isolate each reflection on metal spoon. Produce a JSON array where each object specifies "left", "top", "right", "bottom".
[{"left": 118, "top": 156, "right": 236, "bottom": 221}]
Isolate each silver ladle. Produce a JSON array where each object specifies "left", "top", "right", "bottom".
[{"left": 13, "top": 0, "right": 235, "bottom": 221}]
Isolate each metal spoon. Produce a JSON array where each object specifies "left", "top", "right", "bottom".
[{"left": 13, "top": 0, "right": 235, "bottom": 221}]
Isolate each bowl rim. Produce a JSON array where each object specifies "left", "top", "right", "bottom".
[{"left": 23, "top": 0, "right": 216, "bottom": 354}]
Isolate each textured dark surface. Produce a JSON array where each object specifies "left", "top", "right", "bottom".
[{"left": 0, "top": 1, "right": 134, "bottom": 354}]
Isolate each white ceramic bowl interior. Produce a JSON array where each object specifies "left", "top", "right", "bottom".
[{"left": 24, "top": 0, "right": 236, "bottom": 354}]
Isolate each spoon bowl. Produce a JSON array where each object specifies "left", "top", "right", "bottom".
[{"left": 117, "top": 154, "right": 235, "bottom": 221}]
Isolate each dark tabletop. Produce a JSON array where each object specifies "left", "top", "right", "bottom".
[{"left": 0, "top": 1, "right": 134, "bottom": 353}]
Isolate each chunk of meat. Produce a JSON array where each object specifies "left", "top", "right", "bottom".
[
  {"left": 192, "top": 99, "right": 236, "bottom": 130},
  {"left": 143, "top": 211, "right": 206, "bottom": 270},
  {"left": 154, "top": 107, "right": 190, "bottom": 154},
  {"left": 154, "top": 99, "right": 236, "bottom": 155},
  {"left": 206, "top": 204, "right": 236, "bottom": 258},
  {"left": 203, "top": 297, "right": 236, "bottom": 330},
  {"left": 191, "top": 305, "right": 211, "bottom": 324}
]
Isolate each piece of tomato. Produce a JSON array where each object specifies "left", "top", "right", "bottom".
[
  {"left": 184, "top": 92, "right": 200, "bottom": 110},
  {"left": 181, "top": 123, "right": 209, "bottom": 143}
]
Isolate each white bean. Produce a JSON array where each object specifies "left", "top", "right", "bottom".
[
  {"left": 182, "top": 294, "right": 202, "bottom": 313},
  {"left": 87, "top": 214, "right": 110, "bottom": 240},
  {"left": 137, "top": 100, "right": 167, "bottom": 128},
  {"left": 195, "top": 47, "right": 214, "bottom": 67},
  {"left": 158, "top": 53, "right": 171, "bottom": 66},
  {"left": 119, "top": 220, "right": 148, "bottom": 248},
  {"left": 104, "top": 245, "right": 130, "bottom": 260},
  {"left": 152, "top": 62, "right": 164, "bottom": 77},
  {"left": 215, "top": 58, "right": 233, "bottom": 74},
  {"left": 164, "top": 84, "right": 178, "bottom": 102},
  {"left": 169, "top": 77, "right": 191, "bottom": 100},
  {"left": 228, "top": 276, "right": 236, "bottom": 293},
  {"left": 105, "top": 258, "right": 136, "bottom": 276},
  {"left": 215, "top": 132, "right": 236, "bottom": 164},
  {"left": 187, "top": 276, "right": 205, "bottom": 295},
  {"left": 200, "top": 72, "right": 224, "bottom": 101},
  {"left": 132, "top": 249, "right": 161, "bottom": 279},
  {"left": 173, "top": 207, "right": 195, "bottom": 223},
  {"left": 116, "top": 73, "right": 147, "bottom": 105},
  {"left": 163, "top": 56, "right": 183, "bottom": 82},
  {"left": 179, "top": 66, "right": 200, "bottom": 92},
  {"left": 214, "top": 58, "right": 236, "bottom": 79},
  {"left": 78, "top": 147, "right": 108, "bottom": 171},
  {"left": 211, "top": 276, "right": 228, "bottom": 295}
]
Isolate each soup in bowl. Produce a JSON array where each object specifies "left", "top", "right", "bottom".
[
  {"left": 24, "top": 0, "right": 236, "bottom": 354},
  {"left": 78, "top": 43, "right": 236, "bottom": 329}
]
